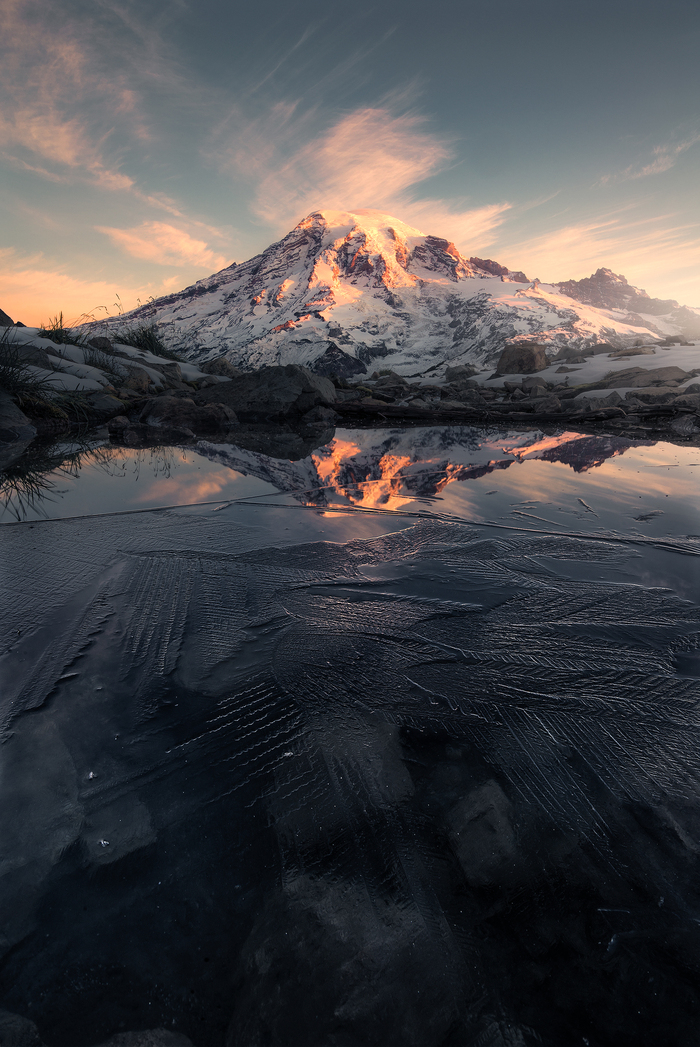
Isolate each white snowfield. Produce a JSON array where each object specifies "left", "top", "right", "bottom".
[
  {"left": 5, "top": 328, "right": 217, "bottom": 394},
  {"left": 99, "top": 209, "right": 700, "bottom": 378}
]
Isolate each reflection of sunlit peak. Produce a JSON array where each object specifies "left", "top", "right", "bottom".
[{"left": 509, "top": 432, "right": 590, "bottom": 461}]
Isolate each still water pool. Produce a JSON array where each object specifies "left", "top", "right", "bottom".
[{"left": 1, "top": 426, "right": 699, "bottom": 1047}]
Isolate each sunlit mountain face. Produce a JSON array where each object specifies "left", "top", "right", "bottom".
[
  {"left": 101, "top": 210, "right": 700, "bottom": 379},
  {"left": 198, "top": 427, "right": 652, "bottom": 513}
]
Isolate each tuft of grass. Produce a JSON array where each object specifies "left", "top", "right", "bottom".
[
  {"left": 37, "top": 312, "right": 85, "bottom": 345},
  {"left": 115, "top": 323, "right": 183, "bottom": 362},
  {"left": 0, "top": 330, "right": 97, "bottom": 428},
  {"left": 0, "top": 329, "right": 54, "bottom": 397}
]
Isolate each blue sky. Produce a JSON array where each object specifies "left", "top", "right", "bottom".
[{"left": 2, "top": 0, "right": 699, "bottom": 324}]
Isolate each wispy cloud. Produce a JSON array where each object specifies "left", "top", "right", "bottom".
[
  {"left": 219, "top": 103, "right": 509, "bottom": 249},
  {"left": 500, "top": 210, "right": 700, "bottom": 303},
  {"left": 599, "top": 133, "right": 700, "bottom": 185},
  {"left": 96, "top": 221, "right": 228, "bottom": 269},
  {"left": 0, "top": 1, "right": 139, "bottom": 190}
]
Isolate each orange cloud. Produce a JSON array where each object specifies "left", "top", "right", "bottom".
[
  {"left": 96, "top": 222, "right": 229, "bottom": 269},
  {"left": 499, "top": 210, "right": 700, "bottom": 303},
  {"left": 0, "top": 2, "right": 138, "bottom": 192},
  {"left": 0, "top": 248, "right": 183, "bottom": 326}
]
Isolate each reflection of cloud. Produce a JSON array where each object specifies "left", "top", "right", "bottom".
[
  {"left": 97, "top": 222, "right": 228, "bottom": 270},
  {"left": 132, "top": 472, "right": 237, "bottom": 504}
]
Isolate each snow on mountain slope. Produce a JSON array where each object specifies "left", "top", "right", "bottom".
[{"left": 102, "top": 210, "right": 700, "bottom": 378}]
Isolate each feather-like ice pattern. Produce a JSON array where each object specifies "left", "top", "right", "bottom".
[{"left": 1, "top": 513, "right": 699, "bottom": 1045}]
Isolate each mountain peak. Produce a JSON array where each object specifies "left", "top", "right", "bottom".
[{"left": 103, "top": 208, "right": 699, "bottom": 377}]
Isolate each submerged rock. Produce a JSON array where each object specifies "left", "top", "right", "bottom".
[{"left": 0, "top": 1008, "right": 43, "bottom": 1046}]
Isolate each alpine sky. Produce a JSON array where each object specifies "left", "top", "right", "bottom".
[{"left": 2, "top": 0, "right": 699, "bottom": 324}]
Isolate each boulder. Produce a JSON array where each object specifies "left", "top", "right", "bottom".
[
  {"left": 200, "top": 357, "right": 242, "bottom": 379},
  {"left": 0, "top": 391, "right": 37, "bottom": 470},
  {"left": 444, "top": 363, "right": 478, "bottom": 382},
  {"left": 527, "top": 394, "right": 562, "bottom": 414},
  {"left": 3, "top": 343, "right": 52, "bottom": 369},
  {"left": 523, "top": 375, "right": 549, "bottom": 393},
  {"left": 0, "top": 308, "right": 15, "bottom": 328},
  {"left": 624, "top": 386, "right": 678, "bottom": 403},
  {"left": 670, "top": 414, "right": 700, "bottom": 436},
  {"left": 107, "top": 414, "right": 130, "bottom": 433},
  {"left": 139, "top": 396, "right": 238, "bottom": 431},
  {"left": 671, "top": 392, "right": 700, "bottom": 410},
  {"left": 604, "top": 365, "right": 692, "bottom": 389},
  {"left": 85, "top": 392, "right": 125, "bottom": 419},
  {"left": 496, "top": 342, "right": 547, "bottom": 374},
  {"left": 92, "top": 1030, "right": 193, "bottom": 1047},
  {"left": 437, "top": 400, "right": 471, "bottom": 411},
  {"left": 446, "top": 781, "right": 518, "bottom": 887},
  {"left": 87, "top": 336, "right": 114, "bottom": 352},
  {"left": 195, "top": 364, "right": 336, "bottom": 420},
  {"left": 120, "top": 364, "right": 152, "bottom": 393},
  {"left": 0, "top": 1008, "right": 43, "bottom": 1045}
]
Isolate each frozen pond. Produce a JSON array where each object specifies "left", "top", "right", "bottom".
[{"left": 1, "top": 426, "right": 700, "bottom": 1046}]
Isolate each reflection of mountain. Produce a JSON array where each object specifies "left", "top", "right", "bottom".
[{"left": 198, "top": 427, "right": 653, "bottom": 512}]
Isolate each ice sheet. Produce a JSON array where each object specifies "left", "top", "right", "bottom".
[{"left": 1, "top": 431, "right": 700, "bottom": 1046}]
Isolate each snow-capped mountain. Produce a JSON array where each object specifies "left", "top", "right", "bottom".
[{"left": 105, "top": 210, "right": 700, "bottom": 378}]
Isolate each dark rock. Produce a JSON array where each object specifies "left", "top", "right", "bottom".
[
  {"left": 3, "top": 343, "right": 52, "bottom": 369},
  {"left": 0, "top": 391, "right": 37, "bottom": 470},
  {"left": 522, "top": 375, "right": 548, "bottom": 393},
  {"left": 625, "top": 386, "right": 678, "bottom": 404},
  {"left": 361, "top": 396, "right": 393, "bottom": 408},
  {"left": 0, "top": 1008, "right": 43, "bottom": 1046},
  {"left": 107, "top": 415, "right": 130, "bottom": 432},
  {"left": 665, "top": 412, "right": 698, "bottom": 433},
  {"left": 444, "top": 363, "right": 478, "bottom": 382},
  {"left": 436, "top": 400, "right": 471, "bottom": 412},
  {"left": 87, "top": 336, "right": 114, "bottom": 352},
  {"left": 527, "top": 394, "right": 562, "bottom": 414},
  {"left": 227, "top": 875, "right": 467, "bottom": 1047},
  {"left": 447, "top": 780, "right": 519, "bottom": 887},
  {"left": 199, "top": 357, "right": 242, "bottom": 379},
  {"left": 121, "top": 365, "right": 152, "bottom": 393},
  {"left": 0, "top": 308, "right": 15, "bottom": 328},
  {"left": 92, "top": 1030, "right": 193, "bottom": 1047},
  {"left": 671, "top": 392, "right": 700, "bottom": 410},
  {"left": 140, "top": 396, "right": 238, "bottom": 431},
  {"left": 310, "top": 341, "right": 366, "bottom": 379},
  {"left": 669, "top": 414, "right": 700, "bottom": 436},
  {"left": 497, "top": 343, "right": 547, "bottom": 374},
  {"left": 604, "top": 365, "right": 692, "bottom": 389},
  {"left": 195, "top": 364, "right": 336, "bottom": 420},
  {"left": 86, "top": 393, "right": 126, "bottom": 419}
]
